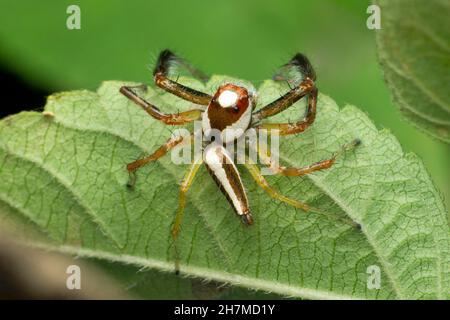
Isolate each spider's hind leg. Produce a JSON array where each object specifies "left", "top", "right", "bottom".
[
  {"left": 255, "top": 138, "right": 361, "bottom": 177},
  {"left": 242, "top": 156, "right": 360, "bottom": 228},
  {"left": 243, "top": 159, "right": 310, "bottom": 212},
  {"left": 171, "top": 156, "right": 203, "bottom": 274}
]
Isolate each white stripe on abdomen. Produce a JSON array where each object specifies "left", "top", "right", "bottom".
[{"left": 203, "top": 144, "right": 248, "bottom": 216}]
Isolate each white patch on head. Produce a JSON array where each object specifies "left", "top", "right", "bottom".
[{"left": 218, "top": 90, "right": 238, "bottom": 108}]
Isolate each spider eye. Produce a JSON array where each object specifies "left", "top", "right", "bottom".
[{"left": 232, "top": 106, "right": 239, "bottom": 113}]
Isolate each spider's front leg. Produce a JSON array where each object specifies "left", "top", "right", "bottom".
[
  {"left": 153, "top": 49, "right": 212, "bottom": 105},
  {"left": 126, "top": 134, "right": 193, "bottom": 188},
  {"left": 120, "top": 86, "right": 203, "bottom": 125},
  {"left": 120, "top": 50, "right": 214, "bottom": 124},
  {"left": 252, "top": 53, "right": 318, "bottom": 136},
  {"left": 255, "top": 86, "right": 317, "bottom": 136}
]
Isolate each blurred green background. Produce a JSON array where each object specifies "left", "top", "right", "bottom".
[{"left": 0, "top": 0, "right": 448, "bottom": 209}]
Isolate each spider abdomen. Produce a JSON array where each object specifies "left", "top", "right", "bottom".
[{"left": 203, "top": 144, "right": 253, "bottom": 225}]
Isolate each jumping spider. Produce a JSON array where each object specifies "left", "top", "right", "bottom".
[{"left": 120, "top": 50, "right": 360, "bottom": 272}]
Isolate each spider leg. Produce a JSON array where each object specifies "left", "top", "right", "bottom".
[
  {"left": 242, "top": 158, "right": 359, "bottom": 228},
  {"left": 252, "top": 53, "right": 318, "bottom": 135},
  {"left": 254, "top": 138, "right": 361, "bottom": 177},
  {"left": 153, "top": 49, "right": 212, "bottom": 105},
  {"left": 255, "top": 87, "right": 317, "bottom": 136},
  {"left": 171, "top": 156, "right": 203, "bottom": 274},
  {"left": 127, "top": 134, "right": 192, "bottom": 187},
  {"left": 120, "top": 85, "right": 203, "bottom": 125},
  {"left": 156, "top": 49, "right": 209, "bottom": 83},
  {"left": 243, "top": 159, "right": 309, "bottom": 211}
]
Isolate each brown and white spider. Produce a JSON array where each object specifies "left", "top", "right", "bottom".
[{"left": 120, "top": 50, "right": 360, "bottom": 272}]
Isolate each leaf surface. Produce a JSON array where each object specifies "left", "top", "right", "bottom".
[
  {"left": 0, "top": 76, "right": 448, "bottom": 299},
  {"left": 376, "top": 0, "right": 450, "bottom": 142}
]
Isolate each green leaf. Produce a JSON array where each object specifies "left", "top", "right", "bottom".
[
  {"left": 375, "top": 0, "right": 450, "bottom": 143},
  {"left": 0, "top": 76, "right": 449, "bottom": 300},
  {"left": 93, "top": 257, "right": 284, "bottom": 300}
]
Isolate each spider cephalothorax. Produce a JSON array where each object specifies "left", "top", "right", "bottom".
[
  {"left": 120, "top": 49, "right": 360, "bottom": 273},
  {"left": 203, "top": 83, "right": 255, "bottom": 143}
]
